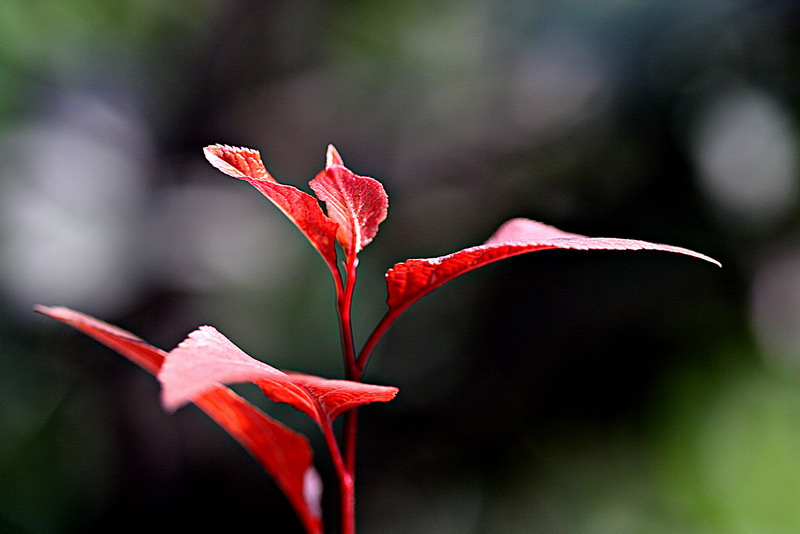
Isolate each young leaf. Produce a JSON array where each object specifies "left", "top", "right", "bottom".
[
  {"left": 385, "top": 218, "right": 721, "bottom": 316},
  {"left": 159, "top": 325, "right": 398, "bottom": 425},
  {"left": 34, "top": 306, "right": 323, "bottom": 534},
  {"left": 204, "top": 144, "right": 339, "bottom": 272},
  {"left": 309, "top": 145, "right": 388, "bottom": 262},
  {"left": 326, "top": 144, "right": 345, "bottom": 167}
]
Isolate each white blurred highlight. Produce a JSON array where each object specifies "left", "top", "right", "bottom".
[
  {"left": 751, "top": 240, "right": 800, "bottom": 374},
  {"left": 1, "top": 92, "right": 150, "bottom": 316},
  {"left": 691, "top": 87, "right": 798, "bottom": 229},
  {"left": 510, "top": 33, "right": 608, "bottom": 137},
  {"left": 155, "top": 183, "right": 301, "bottom": 291}
]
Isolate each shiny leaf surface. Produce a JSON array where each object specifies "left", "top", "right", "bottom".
[{"left": 159, "top": 325, "right": 398, "bottom": 424}]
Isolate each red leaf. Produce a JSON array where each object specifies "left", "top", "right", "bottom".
[
  {"left": 34, "top": 306, "right": 323, "bottom": 534},
  {"left": 34, "top": 305, "right": 165, "bottom": 374},
  {"left": 386, "top": 218, "right": 721, "bottom": 316},
  {"left": 270, "top": 371, "right": 399, "bottom": 421},
  {"left": 326, "top": 143, "right": 345, "bottom": 167},
  {"left": 309, "top": 145, "right": 388, "bottom": 261},
  {"left": 191, "top": 389, "right": 322, "bottom": 534},
  {"left": 158, "top": 325, "right": 398, "bottom": 425},
  {"left": 204, "top": 144, "right": 339, "bottom": 271}
]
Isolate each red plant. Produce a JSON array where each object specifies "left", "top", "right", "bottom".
[{"left": 36, "top": 144, "right": 720, "bottom": 533}]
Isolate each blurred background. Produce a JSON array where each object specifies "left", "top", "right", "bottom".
[{"left": 2, "top": 0, "right": 800, "bottom": 532}]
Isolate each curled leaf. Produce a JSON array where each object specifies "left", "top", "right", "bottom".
[
  {"left": 34, "top": 306, "right": 323, "bottom": 534},
  {"left": 159, "top": 325, "right": 398, "bottom": 425},
  {"left": 386, "top": 218, "right": 720, "bottom": 316},
  {"left": 309, "top": 145, "right": 388, "bottom": 262},
  {"left": 204, "top": 144, "right": 339, "bottom": 271}
]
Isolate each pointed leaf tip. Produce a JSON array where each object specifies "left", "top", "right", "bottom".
[
  {"left": 326, "top": 144, "right": 344, "bottom": 168},
  {"left": 386, "top": 218, "right": 720, "bottom": 317},
  {"left": 272, "top": 372, "right": 399, "bottom": 421},
  {"left": 35, "top": 304, "right": 164, "bottom": 374}
]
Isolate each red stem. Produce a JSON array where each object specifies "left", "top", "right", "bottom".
[
  {"left": 333, "top": 252, "right": 404, "bottom": 532},
  {"left": 338, "top": 255, "right": 360, "bottom": 470},
  {"left": 338, "top": 258, "right": 359, "bottom": 377},
  {"left": 355, "top": 307, "right": 401, "bottom": 375},
  {"left": 318, "top": 410, "right": 354, "bottom": 534},
  {"left": 334, "top": 254, "right": 360, "bottom": 533}
]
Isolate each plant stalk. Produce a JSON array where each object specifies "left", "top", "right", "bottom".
[
  {"left": 334, "top": 254, "right": 360, "bottom": 532},
  {"left": 356, "top": 308, "right": 400, "bottom": 375},
  {"left": 319, "top": 412, "right": 354, "bottom": 534}
]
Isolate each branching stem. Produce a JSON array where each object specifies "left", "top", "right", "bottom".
[{"left": 356, "top": 308, "right": 401, "bottom": 376}]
